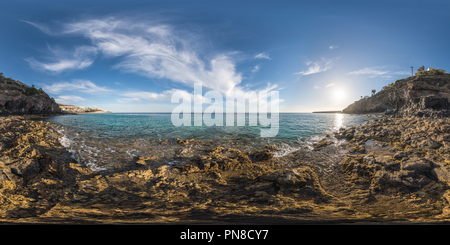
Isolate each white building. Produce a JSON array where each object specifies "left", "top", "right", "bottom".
[{"left": 427, "top": 67, "right": 446, "bottom": 73}]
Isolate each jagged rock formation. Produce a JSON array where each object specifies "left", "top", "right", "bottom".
[
  {"left": 0, "top": 75, "right": 62, "bottom": 115},
  {"left": 342, "top": 75, "right": 450, "bottom": 117}
]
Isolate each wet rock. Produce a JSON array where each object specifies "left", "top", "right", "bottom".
[
  {"left": 335, "top": 128, "right": 355, "bottom": 140},
  {"left": 348, "top": 143, "right": 365, "bottom": 154},
  {"left": 313, "top": 139, "right": 332, "bottom": 151},
  {"left": 263, "top": 145, "right": 279, "bottom": 151},
  {"left": 249, "top": 149, "right": 274, "bottom": 162},
  {"left": 176, "top": 138, "right": 201, "bottom": 145},
  {"left": 135, "top": 156, "right": 159, "bottom": 167},
  {"left": 364, "top": 139, "right": 396, "bottom": 156}
]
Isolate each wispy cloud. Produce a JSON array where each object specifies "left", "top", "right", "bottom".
[
  {"left": 348, "top": 67, "right": 411, "bottom": 79},
  {"left": 25, "top": 45, "right": 97, "bottom": 73},
  {"left": 42, "top": 79, "right": 112, "bottom": 94},
  {"left": 121, "top": 90, "right": 174, "bottom": 102},
  {"left": 314, "top": 83, "right": 335, "bottom": 90},
  {"left": 391, "top": 71, "right": 412, "bottom": 76},
  {"left": 25, "top": 17, "right": 243, "bottom": 93},
  {"left": 348, "top": 67, "right": 389, "bottom": 76},
  {"left": 252, "top": 65, "right": 261, "bottom": 73},
  {"left": 118, "top": 89, "right": 206, "bottom": 104},
  {"left": 329, "top": 45, "right": 338, "bottom": 50},
  {"left": 295, "top": 58, "right": 334, "bottom": 75},
  {"left": 21, "top": 20, "right": 53, "bottom": 35},
  {"left": 254, "top": 53, "right": 271, "bottom": 60},
  {"left": 55, "top": 95, "right": 86, "bottom": 104}
]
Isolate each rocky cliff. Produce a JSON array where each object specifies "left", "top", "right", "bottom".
[
  {"left": 342, "top": 75, "right": 450, "bottom": 117},
  {"left": 0, "top": 75, "right": 62, "bottom": 115}
]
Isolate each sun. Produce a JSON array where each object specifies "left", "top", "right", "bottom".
[{"left": 333, "top": 89, "right": 345, "bottom": 101}]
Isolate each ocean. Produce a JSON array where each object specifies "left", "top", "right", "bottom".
[{"left": 43, "top": 113, "right": 371, "bottom": 171}]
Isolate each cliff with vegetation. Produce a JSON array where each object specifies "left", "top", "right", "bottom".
[
  {"left": 342, "top": 75, "right": 450, "bottom": 117},
  {"left": 0, "top": 73, "right": 62, "bottom": 116}
]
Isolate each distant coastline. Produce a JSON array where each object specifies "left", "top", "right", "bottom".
[
  {"left": 58, "top": 104, "right": 111, "bottom": 114},
  {"left": 312, "top": 110, "right": 342, "bottom": 113}
]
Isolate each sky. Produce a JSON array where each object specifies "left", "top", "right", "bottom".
[{"left": 1, "top": 0, "right": 449, "bottom": 112}]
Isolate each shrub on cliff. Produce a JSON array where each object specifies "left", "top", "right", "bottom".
[
  {"left": 415, "top": 66, "right": 447, "bottom": 76},
  {"left": 27, "top": 85, "right": 42, "bottom": 96},
  {"left": 383, "top": 83, "right": 394, "bottom": 90},
  {"left": 415, "top": 66, "right": 425, "bottom": 76}
]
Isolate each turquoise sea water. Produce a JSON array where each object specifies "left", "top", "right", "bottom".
[{"left": 43, "top": 113, "right": 371, "bottom": 171}]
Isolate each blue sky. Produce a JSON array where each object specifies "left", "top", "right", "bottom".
[{"left": 1, "top": 0, "right": 449, "bottom": 112}]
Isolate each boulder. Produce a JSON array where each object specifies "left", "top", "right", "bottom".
[
  {"left": 418, "top": 139, "right": 441, "bottom": 150},
  {"left": 401, "top": 157, "right": 432, "bottom": 175},
  {"left": 394, "top": 151, "right": 408, "bottom": 160},
  {"left": 0, "top": 155, "right": 40, "bottom": 184},
  {"left": 374, "top": 156, "right": 399, "bottom": 169},
  {"left": 373, "top": 170, "right": 402, "bottom": 186},
  {"left": 10, "top": 158, "right": 40, "bottom": 178}
]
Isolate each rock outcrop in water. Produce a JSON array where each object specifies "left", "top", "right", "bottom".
[
  {"left": 342, "top": 75, "right": 450, "bottom": 117},
  {"left": 0, "top": 74, "right": 62, "bottom": 115}
]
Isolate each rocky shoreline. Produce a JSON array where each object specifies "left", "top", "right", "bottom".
[{"left": 1, "top": 115, "right": 450, "bottom": 223}]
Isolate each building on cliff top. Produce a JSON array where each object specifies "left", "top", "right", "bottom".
[{"left": 427, "top": 67, "right": 446, "bottom": 73}]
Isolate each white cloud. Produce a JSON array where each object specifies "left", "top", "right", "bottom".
[
  {"left": 25, "top": 45, "right": 97, "bottom": 73},
  {"left": 392, "top": 71, "right": 412, "bottom": 76},
  {"left": 313, "top": 83, "right": 334, "bottom": 90},
  {"left": 329, "top": 45, "right": 338, "bottom": 50},
  {"left": 255, "top": 53, "right": 271, "bottom": 60},
  {"left": 26, "top": 58, "right": 93, "bottom": 73},
  {"left": 53, "top": 17, "right": 242, "bottom": 93},
  {"left": 21, "top": 20, "right": 53, "bottom": 35},
  {"left": 348, "top": 67, "right": 389, "bottom": 76},
  {"left": 118, "top": 89, "right": 205, "bottom": 104},
  {"left": 252, "top": 65, "right": 261, "bottom": 73},
  {"left": 295, "top": 58, "right": 334, "bottom": 75},
  {"left": 348, "top": 67, "right": 413, "bottom": 78},
  {"left": 117, "top": 97, "right": 142, "bottom": 104},
  {"left": 42, "top": 80, "right": 112, "bottom": 94},
  {"left": 55, "top": 95, "right": 86, "bottom": 104}
]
